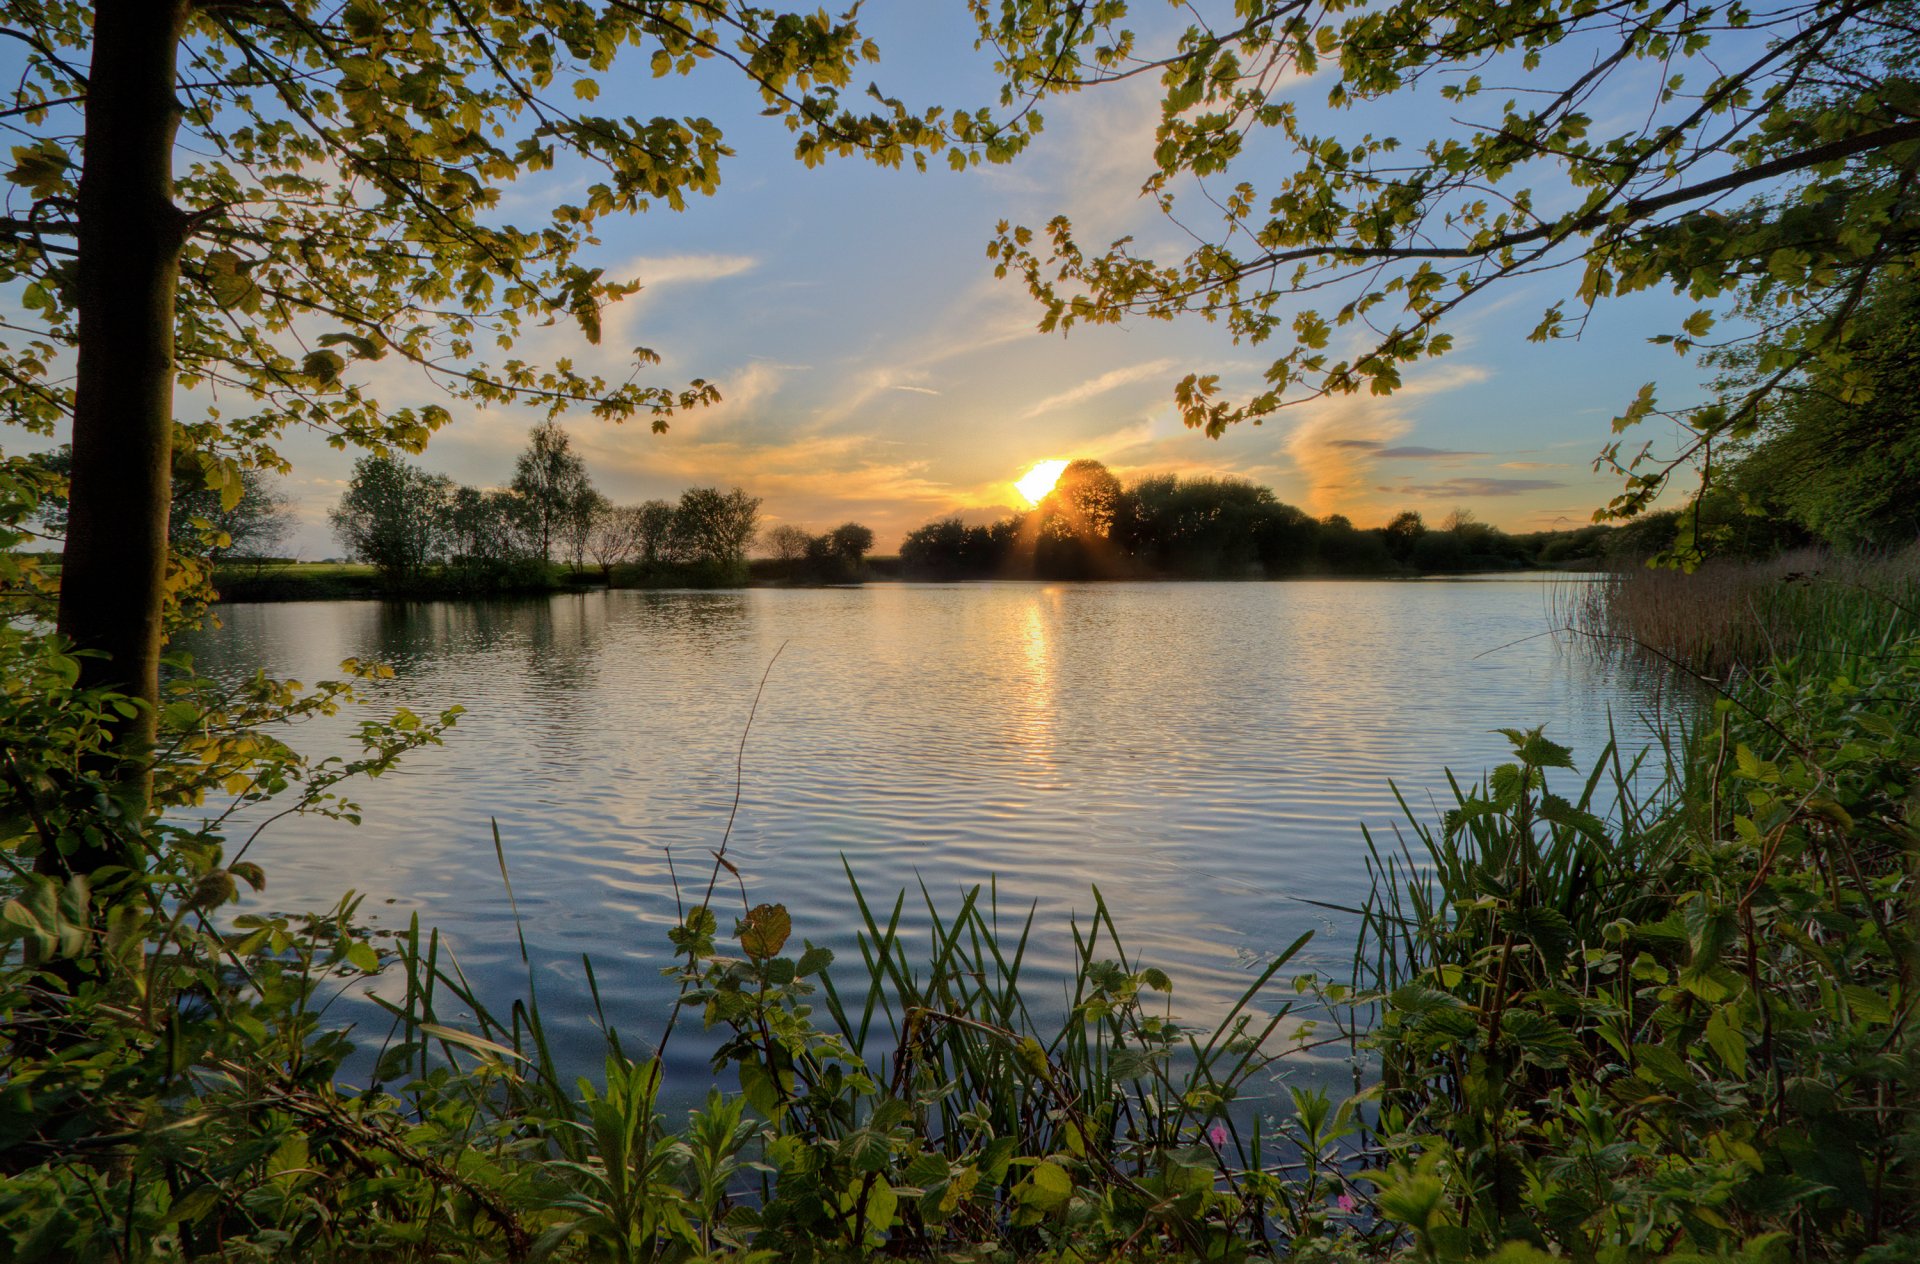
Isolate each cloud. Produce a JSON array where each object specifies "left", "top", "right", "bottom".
[
  {"left": 598, "top": 253, "right": 759, "bottom": 346},
  {"left": 890, "top": 385, "right": 942, "bottom": 396},
  {"left": 1279, "top": 363, "right": 1493, "bottom": 515},
  {"left": 1498, "top": 460, "right": 1567, "bottom": 470},
  {"left": 1378, "top": 476, "right": 1569, "bottom": 498},
  {"left": 1375, "top": 445, "right": 1487, "bottom": 459},
  {"left": 1320, "top": 440, "right": 1488, "bottom": 462},
  {"left": 1019, "top": 359, "right": 1178, "bottom": 420}
]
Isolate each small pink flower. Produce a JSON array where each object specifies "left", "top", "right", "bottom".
[
  {"left": 1207, "top": 1125, "right": 1228, "bottom": 1147},
  {"left": 1335, "top": 1193, "right": 1356, "bottom": 1213}
]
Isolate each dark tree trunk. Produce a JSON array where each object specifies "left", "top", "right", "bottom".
[{"left": 49, "top": 0, "right": 191, "bottom": 867}]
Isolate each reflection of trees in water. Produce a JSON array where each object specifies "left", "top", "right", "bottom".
[
  {"left": 365, "top": 595, "right": 608, "bottom": 697},
  {"left": 620, "top": 590, "right": 751, "bottom": 654}
]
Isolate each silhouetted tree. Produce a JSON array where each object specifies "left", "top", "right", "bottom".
[
  {"left": 827, "top": 522, "right": 875, "bottom": 565},
  {"left": 1384, "top": 510, "right": 1426, "bottom": 564},
  {"left": 765, "top": 524, "right": 812, "bottom": 579}
]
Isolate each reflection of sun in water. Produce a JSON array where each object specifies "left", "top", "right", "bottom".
[{"left": 1015, "top": 459, "right": 1070, "bottom": 506}]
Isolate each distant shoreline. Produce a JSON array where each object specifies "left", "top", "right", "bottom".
[{"left": 200, "top": 556, "right": 1608, "bottom": 602}]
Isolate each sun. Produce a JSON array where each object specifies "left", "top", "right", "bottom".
[{"left": 1015, "top": 459, "right": 1070, "bottom": 506}]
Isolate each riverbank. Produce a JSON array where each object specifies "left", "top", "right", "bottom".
[{"left": 204, "top": 554, "right": 1605, "bottom": 601}]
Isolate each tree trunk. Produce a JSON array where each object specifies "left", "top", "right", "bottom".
[{"left": 50, "top": 0, "right": 190, "bottom": 865}]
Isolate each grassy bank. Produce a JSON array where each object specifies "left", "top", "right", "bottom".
[
  {"left": 2, "top": 564, "right": 1915, "bottom": 1261},
  {"left": 210, "top": 560, "right": 604, "bottom": 602}
]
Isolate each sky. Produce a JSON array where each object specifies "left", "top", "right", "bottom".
[{"left": 12, "top": 4, "right": 1726, "bottom": 558}]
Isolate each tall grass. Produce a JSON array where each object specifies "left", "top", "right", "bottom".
[{"left": 1552, "top": 544, "right": 1920, "bottom": 678}]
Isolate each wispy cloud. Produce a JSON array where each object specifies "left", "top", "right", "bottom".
[
  {"left": 1376, "top": 445, "right": 1486, "bottom": 460},
  {"left": 891, "top": 385, "right": 942, "bottom": 396},
  {"left": 1378, "top": 476, "right": 1569, "bottom": 498},
  {"left": 1019, "top": 359, "right": 1177, "bottom": 420},
  {"left": 1280, "top": 363, "right": 1492, "bottom": 516}
]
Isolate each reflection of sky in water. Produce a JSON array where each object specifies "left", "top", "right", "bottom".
[{"left": 178, "top": 579, "right": 1665, "bottom": 1104}]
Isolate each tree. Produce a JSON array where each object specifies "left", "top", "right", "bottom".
[
  {"left": 1041, "top": 459, "right": 1122, "bottom": 540},
  {"left": 586, "top": 502, "right": 646, "bottom": 580},
  {"left": 1, "top": 2, "right": 1038, "bottom": 839},
  {"left": 1383, "top": 511, "right": 1426, "bottom": 564},
  {"left": 633, "top": 499, "right": 677, "bottom": 567},
  {"left": 765, "top": 524, "right": 814, "bottom": 579},
  {"left": 984, "top": 2, "right": 1920, "bottom": 528},
  {"left": 900, "top": 516, "right": 1007, "bottom": 580},
  {"left": 511, "top": 422, "right": 594, "bottom": 563},
  {"left": 671, "top": 487, "right": 761, "bottom": 575},
  {"left": 826, "top": 522, "right": 876, "bottom": 566},
  {"left": 329, "top": 454, "right": 453, "bottom": 585},
  {"left": 561, "top": 487, "right": 607, "bottom": 575},
  {"left": 1709, "top": 271, "right": 1920, "bottom": 550},
  {"left": 444, "top": 486, "right": 531, "bottom": 565},
  {"left": 32, "top": 448, "right": 294, "bottom": 561}
]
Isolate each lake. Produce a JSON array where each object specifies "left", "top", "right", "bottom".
[{"left": 179, "top": 578, "right": 1661, "bottom": 1095}]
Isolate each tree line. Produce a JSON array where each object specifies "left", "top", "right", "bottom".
[
  {"left": 900, "top": 460, "right": 1617, "bottom": 580},
  {"left": 331, "top": 421, "right": 763, "bottom": 590}
]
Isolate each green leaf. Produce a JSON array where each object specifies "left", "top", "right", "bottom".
[
  {"left": 737, "top": 902, "right": 791, "bottom": 959},
  {"left": 1015, "top": 1159, "right": 1072, "bottom": 1211}
]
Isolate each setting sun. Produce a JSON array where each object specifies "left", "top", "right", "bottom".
[{"left": 1015, "top": 459, "right": 1070, "bottom": 506}]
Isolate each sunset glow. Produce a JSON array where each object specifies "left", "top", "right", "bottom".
[{"left": 1015, "top": 459, "right": 1069, "bottom": 506}]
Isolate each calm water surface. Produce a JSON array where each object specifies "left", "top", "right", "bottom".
[{"left": 180, "top": 579, "right": 1659, "bottom": 1093}]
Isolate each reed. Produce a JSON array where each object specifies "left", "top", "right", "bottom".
[{"left": 1551, "top": 544, "right": 1920, "bottom": 679}]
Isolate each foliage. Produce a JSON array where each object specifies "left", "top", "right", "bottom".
[
  {"left": 512, "top": 422, "right": 597, "bottom": 565},
  {"left": 1556, "top": 546, "right": 1920, "bottom": 677},
  {"left": 328, "top": 453, "right": 456, "bottom": 584},
  {"left": 1696, "top": 272, "right": 1920, "bottom": 556},
  {"left": 1328, "top": 602, "right": 1920, "bottom": 1262},
  {"left": 30, "top": 447, "right": 295, "bottom": 562},
  {"left": 901, "top": 465, "right": 1595, "bottom": 580},
  {"left": 981, "top": 0, "right": 1920, "bottom": 521}
]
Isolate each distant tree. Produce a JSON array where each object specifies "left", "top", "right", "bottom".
[
  {"left": 1322, "top": 513, "right": 1353, "bottom": 532},
  {"left": 1384, "top": 510, "right": 1426, "bottom": 564},
  {"left": 765, "top": 524, "right": 813, "bottom": 579},
  {"left": 444, "top": 486, "right": 530, "bottom": 565},
  {"left": 1042, "top": 459, "right": 1122, "bottom": 539},
  {"left": 672, "top": 487, "right": 761, "bottom": 573},
  {"left": 899, "top": 516, "right": 1012, "bottom": 579},
  {"left": 510, "top": 421, "right": 593, "bottom": 562},
  {"left": 562, "top": 487, "right": 608, "bottom": 575},
  {"left": 634, "top": 500, "right": 677, "bottom": 566},
  {"left": 329, "top": 454, "right": 453, "bottom": 584},
  {"left": 586, "top": 502, "right": 646, "bottom": 580},
  {"left": 826, "top": 522, "right": 875, "bottom": 565}
]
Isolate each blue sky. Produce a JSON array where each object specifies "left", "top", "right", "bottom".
[{"left": 13, "top": 5, "right": 1726, "bottom": 556}]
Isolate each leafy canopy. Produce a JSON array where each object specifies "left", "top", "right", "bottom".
[
  {"left": 0, "top": 0, "right": 1042, "bottom": 481},
  {"left": 978, "top": 0, "right": 1920, "bottom": 523}
]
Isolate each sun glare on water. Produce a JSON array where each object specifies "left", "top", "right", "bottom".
[{"left": 1015, "top": 459, "right": 1070, "bottom": 506}]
